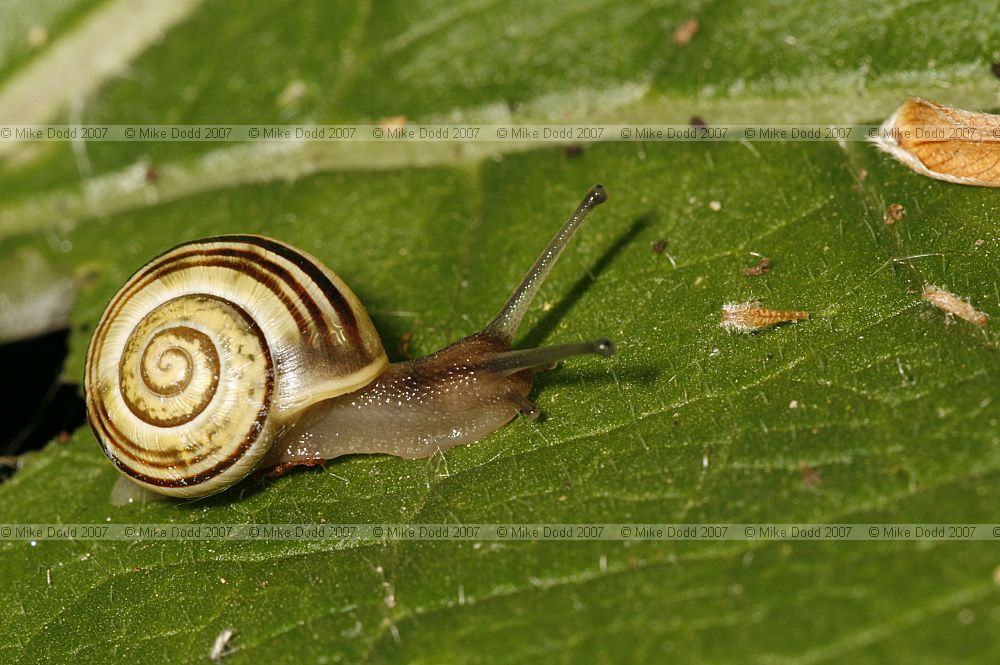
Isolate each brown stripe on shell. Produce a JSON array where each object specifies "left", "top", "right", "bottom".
[
  {"left": 204, "top": 235, "right": 362, "bottom": 344},
  {"left": 86, "top": 236, "right": 373, "bottom": 397},
  {"left": 93, "top": 297, "right": 276, "bottom": 487},
  {"left": 140, "top": 346, "right": 194, "bottom": 396},
  {"left": 92, "top": 295, "right": 271, "bottom": 463},
  {"left": 92, "top": 395, "right": 218, "bottom": 468},
  {"left": 123, "top": 323, "right": 220, "bottom": 427},
  {"left": 91, "top": 386, "right": 193, "bottom": 464},
  {"left": 100, "top": 249, "right": 331, "bottom": 357},
  {"left": 165, "top": 252, "right": 333, "bottom": 353},
  {"left": 103, "top": 243, "right": 371, "bottom": 365}
]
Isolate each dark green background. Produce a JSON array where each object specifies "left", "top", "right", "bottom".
[{"left": 1, "top": 1, "right": 998, "bottom": 663}]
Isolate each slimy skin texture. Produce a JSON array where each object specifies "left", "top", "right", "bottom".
[{"left": 269, "top": 334, "right": 534, "bottom": 465}]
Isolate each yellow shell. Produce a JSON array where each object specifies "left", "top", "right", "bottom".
[{"left": 85, "top": 235, "right": 388, "bottom": 498}]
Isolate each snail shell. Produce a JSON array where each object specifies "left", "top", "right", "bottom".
[{"left": 85, "top": 235, "right": 387, "bottom": 498}]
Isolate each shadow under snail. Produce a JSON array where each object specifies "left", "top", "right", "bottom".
[{"left": 85, "top": 185, "right": 614, "bottom": 502}]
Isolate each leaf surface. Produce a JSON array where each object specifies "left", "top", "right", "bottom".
[{"left": 1, "top": 1, "right": 999, "bottom": 663}]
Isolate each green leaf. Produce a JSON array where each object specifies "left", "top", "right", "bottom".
[
  {"left": 2, "top": 1, "right": 999, "bottom": 663},
  {"left": 0, "top": 0, "right": 99, "bottom": 87}
]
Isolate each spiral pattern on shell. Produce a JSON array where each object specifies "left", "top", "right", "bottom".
[{"left": 85, "top": 235, "right": 388, "bottom": 498}]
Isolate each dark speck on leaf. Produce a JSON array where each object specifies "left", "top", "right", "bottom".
[
  {"left": 886, "top": 203, "right": 905, "bottom": 225},
  {"left": 800, "top": 460, "right": 821, "bottom": 488},
  {"left": 742, "top": 257, "right": 771, "bottom": 276}
]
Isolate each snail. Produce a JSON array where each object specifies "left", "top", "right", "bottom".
[{"left": 85, "top": 185, "right": 613, "bottom": 502}]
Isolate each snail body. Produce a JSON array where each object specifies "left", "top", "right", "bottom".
[{"left": 85, "top": 186, "right": 612, "bottom": 500}]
